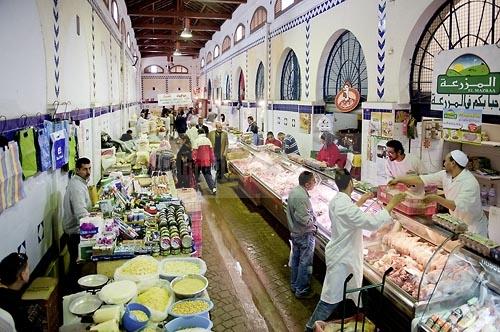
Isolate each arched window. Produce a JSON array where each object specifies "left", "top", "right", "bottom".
[
  {"left": 201, "top": 58, "right": 205, "bottom": 68},
  {"left": 169, "top": 65, "right": 189, "bottom": 74},
  {"left": 207, "top": 52, "right": 213, "bottom": 64},
  {"left": 250, "top": 7, "right": 267, "bottom": 33},
  {"left": 411, "top": 0, "right": 500, "bottom": 105},
  {"left": 275, "top": 0, "right": 296, "bottom": 16},
  {"left": 234, "top": 24, "right": 245, "bottom": 44},
  {"left": 111, "top": 1, "right": 119, "bottom": 24},
  {"left": 323, "top": 31, "right": 367, "bottom": 103},
  {"left": 238, "top": 71, "right": 245, "bottom": 101},
  {"left": 255, "top": 62, "right": 265, "bottom": 101},
  {"left": 222, "top": 36, "right": 231, "bottom": 53},
  {"left": 126, "top": 32, "right": 131, "bottom": 48},
  {"left": 281, "top": 50, "right": 301, "bottom": 100},
  {"left": 225, "top": 75, "right": 231, "bottom": 100},
  {"left": 214, "top": 45, "right": 220, "bottom": 58},
  {"left": 144, "top": 65, "right": 164, "bottom": 74}
]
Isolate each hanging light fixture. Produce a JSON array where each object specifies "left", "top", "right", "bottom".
[
  {"left": 180, "top": 18, "right": 192, "bottom": 39},
  {"left": 173, "top": 41, "right": 182, "bottom": 56}
]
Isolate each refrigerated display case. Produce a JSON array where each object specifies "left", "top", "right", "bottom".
[
  {"left": 226, "top": 142, "right": 494, "bottom": 328},
  {"left": 415, "top": 247, "right": 500, "bottom": 331}
]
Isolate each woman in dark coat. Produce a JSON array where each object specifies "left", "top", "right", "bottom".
[{"left": 176, "top": 134, "right": 196, "bottom": 188}]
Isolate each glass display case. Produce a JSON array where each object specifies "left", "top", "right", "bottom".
[
  {"left": 227, "top": 142, "right": 494, "bottom": 323},
  {"left": 363, "top": 212, "right": 462, "bottom": 317},
  {"left": 415, "top": 247, "right": 500, "bottom": 331}
]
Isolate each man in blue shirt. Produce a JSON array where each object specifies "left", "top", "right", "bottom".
[{"left": 278, "top": 132, "right": 300, "bottom": 155}]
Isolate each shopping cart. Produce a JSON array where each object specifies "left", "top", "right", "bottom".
[{"left": 315, "top": 267, "right": 393, "bottom": 332}]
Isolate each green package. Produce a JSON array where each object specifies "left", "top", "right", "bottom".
[{"left": 18, "top": 128, "right": 38, "bottom": 178}]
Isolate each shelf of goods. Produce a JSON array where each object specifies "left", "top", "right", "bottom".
[{"left": 226, "top": 143, "right": 499, "bottom": 329}]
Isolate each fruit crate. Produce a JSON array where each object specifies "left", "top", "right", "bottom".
[{"left": 377, "top": 184, "right": 437, "bottom": 216}]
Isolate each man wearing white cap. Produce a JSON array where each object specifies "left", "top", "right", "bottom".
[{"left": 388, "top": 150, "right": 488, "bottom": 236}]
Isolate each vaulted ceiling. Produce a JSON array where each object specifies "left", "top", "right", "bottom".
[{"left": 125, "top": 0, "right": 245, "bottom": 58}]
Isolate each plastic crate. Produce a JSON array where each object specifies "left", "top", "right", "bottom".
[
  {"left": 192, "top": 219, "right": 202, "bottom": 242},
  {"left": 193, "top": 242, "right": 202, "bottom": 257},
  {"left": 377, "top": 184, "right": 437, "bottom": 216},
  {"left": 189, "top": 211, "right": 203, "bottom": 222}
]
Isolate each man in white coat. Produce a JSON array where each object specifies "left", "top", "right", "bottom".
[
  {"left": 306, "top": 170, "right": 405, "bottom": 331},
  {"left": 388, "top": 150, "right": 489, "bottom": 236}
]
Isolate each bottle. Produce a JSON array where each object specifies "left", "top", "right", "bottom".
[
  {"left": 481, "top": 185, "right": 488, "bottom": 205},
  {"left": 488, "top": 184, "right": 497, "bottom": 207}
]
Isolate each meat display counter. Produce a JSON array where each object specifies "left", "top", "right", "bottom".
[
  {"left": 225, "top": 143, "right": 494, "bottom": 327},
  {"left": 414, "top": 247, "right": 500, "bottom": 331}
]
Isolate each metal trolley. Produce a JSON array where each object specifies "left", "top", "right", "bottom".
[{"left": 337, "top": 267, "right": 393, "bottom": 332}]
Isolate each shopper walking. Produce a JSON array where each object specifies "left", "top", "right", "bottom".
[
  {"left": 62, "top": 157, "right": 92, "bottom": 292},
  {"left": 193, "top": 129, "right": 217, "bottom": 194},
  {"left": 186, "top": 117, "right": 199, "bottom": 149},
  {"left": 196, "top": 116, "right": 209, "bottom": 135},
  {"left": 175, "top": 110, "right": 188, "bottom": 135},
  {"left": 306, "top": 170, "right": 405, "bottom": 331},
  {"left": 286, "top": 171, "right": 317, "bottom": 299},
  {"left": 208, "top": 122, "right": 229, "bottom": 181},
  {"left": 176, "top": 134, "right": 196, "bottom": 189}
]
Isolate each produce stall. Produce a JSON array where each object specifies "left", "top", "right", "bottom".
[{"left": 226, "top": 142, "right": 500, "bottom": 330}]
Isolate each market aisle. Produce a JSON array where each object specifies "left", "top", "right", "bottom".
[
  {"left": 199, "top": 179, "right": 323, "bottom": 332},
  {"left": 200, "top": 195, "right": 268, "bottom": 332}
]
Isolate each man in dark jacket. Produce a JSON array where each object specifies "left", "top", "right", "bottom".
[{"left": 196, "top": 116, "right": 209, "bottom": 135}]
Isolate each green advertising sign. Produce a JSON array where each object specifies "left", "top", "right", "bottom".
[{"left": 437, "top": 53, "right": 500, "bottom": 95}]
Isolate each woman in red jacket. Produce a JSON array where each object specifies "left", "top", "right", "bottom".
[
  {"left": 316, "top": 132, "right": 346, "bottom": 168},
  {"left": 192, "top": 129, "right": 217, "bottom": 194}
]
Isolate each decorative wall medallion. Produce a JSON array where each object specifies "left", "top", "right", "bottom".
[{"left": 335, "top": 81, "right": 361, "bottom": 112}]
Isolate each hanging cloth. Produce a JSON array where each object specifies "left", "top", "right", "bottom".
[
  {"left": 0, "top": 142, "right": 26, "bottom": 214},
  {"left": 36, "top": 127, "right": 52, "bottom": 172},
  {"left": 17, "top": 128, "right": 38, "bottom": 178},
  {"left": 68, "top": 134, "right": 77, "bottom": 171},
  {"left": 53, "top": 120, "right": 70, "bottom": 165},
  {"left": 51, "top": 130, "right": 66, "bottom": 170}
]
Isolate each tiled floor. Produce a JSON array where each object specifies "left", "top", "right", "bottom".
[{"left": 198, "top": 178, "right": 322, "bottom": 332}]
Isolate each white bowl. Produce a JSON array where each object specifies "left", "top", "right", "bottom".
[{"left": 170, "top": 274, "right": 208, "bottom": 299}]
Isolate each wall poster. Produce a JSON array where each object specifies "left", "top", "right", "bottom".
[
  {"left": 299, "top": 114, "right": 311, "bottom": 134},
  {"left": 442, "top": 108, "right": 482, "bottom": 145}
]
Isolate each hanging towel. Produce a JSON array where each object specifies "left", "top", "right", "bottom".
[
  {"left": 17, "top": 128, "right": 38, "bottom": 178},
  {"left": 51, "top": 130, "right": 66, "bottom": 170},
  {"left": 36, "top": 127, "right": 52, "bottom": 172},
  {"left": 68, "top": 134, "right": 77, "bottom": 171},
  {"left": 0, "top": 142, "right": 26, "bottom": 214}
]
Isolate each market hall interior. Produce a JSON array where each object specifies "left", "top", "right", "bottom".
[{"left": 0, "top": 0, "right": 499, "bottom": 331}]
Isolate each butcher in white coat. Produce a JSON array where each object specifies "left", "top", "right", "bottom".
[
  {"left": 306, "top": 170, "right": 405, "bottom": 331},
  {"left": 388, "top": 150, "right": 489, "bottom": 237}
]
